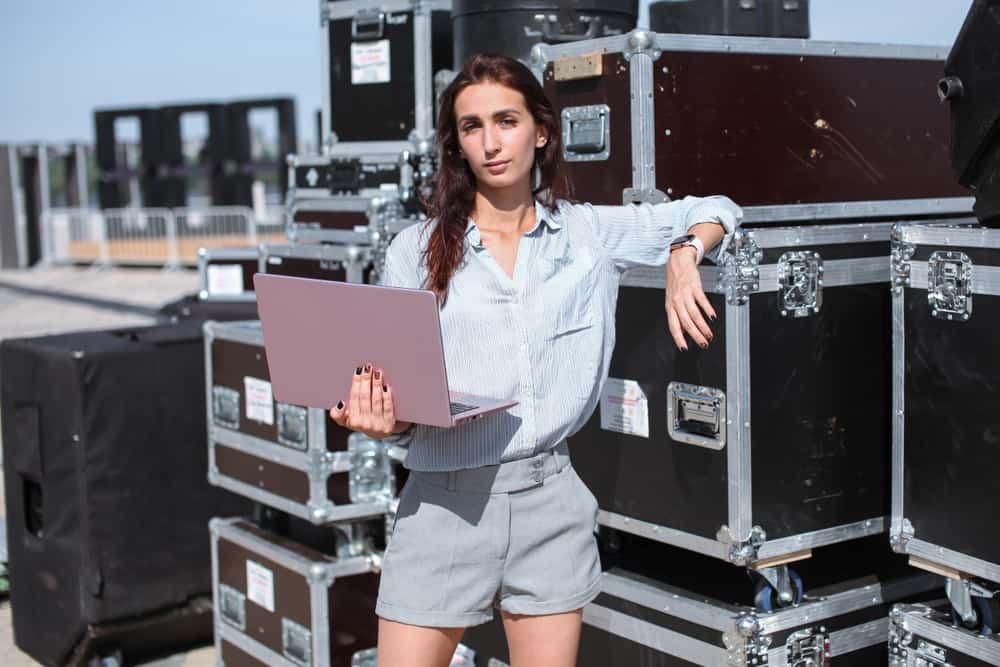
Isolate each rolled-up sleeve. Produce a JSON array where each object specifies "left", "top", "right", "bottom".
[{"left": 585, "top": 195, "right": 742, "bottom": 271}]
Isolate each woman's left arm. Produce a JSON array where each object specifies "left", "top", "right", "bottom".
[{"left": 583, "top": 195, "right": 743, "bottom": 351}]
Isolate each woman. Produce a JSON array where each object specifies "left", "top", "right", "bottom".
[{"left": 330, "top": 54, "right": 741, "bottom": 666}]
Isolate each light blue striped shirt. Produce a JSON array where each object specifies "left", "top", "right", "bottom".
[{"left": 381, "top": 196, "right": 742, "bottom": 471}]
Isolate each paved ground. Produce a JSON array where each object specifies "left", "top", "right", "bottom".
[{"left": 0, "top": 265, "right": 218, "bottom": 667}]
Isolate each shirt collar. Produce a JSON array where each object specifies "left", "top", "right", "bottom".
[{"left": 465, "top": 201, "right": 562, "bottom": 249}]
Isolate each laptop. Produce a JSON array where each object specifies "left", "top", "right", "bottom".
[{"left": 252, "top": 273, "right": 517, "bottom": 428}]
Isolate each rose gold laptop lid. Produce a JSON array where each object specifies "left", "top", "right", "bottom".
[{"left": 252, "top": 273, "right": 516, "bottom": 428}]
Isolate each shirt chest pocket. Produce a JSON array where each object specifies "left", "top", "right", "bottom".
[{"left": 540, "top": 246, "right": 598, "bottom": 339}]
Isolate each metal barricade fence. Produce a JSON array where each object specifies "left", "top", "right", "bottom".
[{"left": 40, "top": 206, "right": 285, "bottom": 268}]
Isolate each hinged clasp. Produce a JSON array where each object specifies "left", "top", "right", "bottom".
[
  {"left": 777, "top": 251, "right": 823, "bottom": 318},
  {"left": 722, "top": 231, "right": 762, "bottom": 305},
  {"left": 561, "top": 105, "right": 610, "bottom": 162},
  {"left": 785, "top": 627, "right": 829, "bottom": 667},
  {"left": 352, "top": 8, "right": 385, "bottom": 40},
  {"left": 928, "top": 250, "right": 973, "bottom": 321}
]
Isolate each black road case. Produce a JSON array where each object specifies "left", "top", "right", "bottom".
[
  {"left": 890, "top": 603, "right": 1000, "bottom": 666},
  {"left": 464, "top": 541, "right": 941, "bottom": 666},
  {"left": 205, "top": 320, "right": 406, "bottom": 524},
  {"left": 889, "top": 221, "right": 1000, "bottom": 631},
  {"left": 0, "top": 324, "right": 251, "bottom": 666},
  {"left": 211, "top": 517, "right": 381, "bottom": 667},
  {"left": 531, "top": 29, "right": 968, "bottom": 212},
  {"left": 570, "top": 218, "right": 907, "bottom": 577},
  {"left": 322, "top": 0, "right": 452, "bottom": 150}
]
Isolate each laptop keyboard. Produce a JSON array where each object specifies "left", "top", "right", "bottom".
[{"left": 449, "top": 401, "right": 478, "bottom": 415}]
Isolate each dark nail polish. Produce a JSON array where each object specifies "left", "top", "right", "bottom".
[
  {"left": 355, "top": 367, "right": 362, "bottom": 375},
  {"left": 336, "top": 400, "right": 344, "bottom": 410},
  {"left": 364, "top": 364, "right": 371, "bottom": 373},
  {"left": 383, "top": 384, "right": 389, "bottom": 393},
  {"left": 374, "top": 370, "right": 381, "bottom": 380},
  {"left": 681, "top": 345, "right": 688, "bottom": 352}
]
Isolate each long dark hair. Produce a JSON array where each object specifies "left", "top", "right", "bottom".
[{"left": 423, "top": 53, "right": 572, "bottom": 298}]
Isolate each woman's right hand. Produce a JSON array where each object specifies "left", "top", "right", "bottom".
[{"left": 329, "top": 364, "right": 412, "bottom": 439}]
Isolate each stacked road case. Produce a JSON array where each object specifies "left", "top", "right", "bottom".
[
  {"left": 205, "top": 3, "right": 455, "bottom": 664},
  {"left": 522, "top": 27, "right": 979, "bottom": 664},
  {"left": 889, "top": 222, "right": 1000, "bottom": 638}
]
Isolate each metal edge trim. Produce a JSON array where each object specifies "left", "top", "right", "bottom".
[
  {"left": 741, "top": 199, "right": 973, "bottom": 224},
  {"left": 320, "top": 2, "right": 332, "bottom": 148},
  {"left": 756, "top": 573, "right": 942, "bottom": 635},
  {"left": 583, "top": 603, "right": 729, "bottom": 664},
  {"left": 890, "top": 283, "right": 906, "bottom": 537},
  {"left": 905, "top": 538, "right": 1000, "bottom": 584},
  {"left": 620, "top": 265, "right": 720, "bottom": 291},
  {"left": 755, "top": 517, "right": 886, "bottom": 560},
  {"left": 910, "top": 259, "right": 1000, "bottom": 296},
  {"left": 412, "top": 4, "right": 432, "bottom": 139},
  {"left": 901, "top": 610, "right": 1000, "bottom": 661},
  {"left": 630, "top": 52, "right": 655, "bottom": 192},
  {"left": 324, "top": 140, "right": 413, "bottom": 154},
  {"left": 534, "top": 33, "right": 633, "bottom": 63},
  {"left": 903, "top": 223, "right": 1000, "bottom": 248},
  {"left": 747, "top": 222, "right": 895, "bottom": 247},
  {"left": 728, "top": 299, "right": 753, "bottom": 541},
  {"left": 291, "top": 197, "right": 373, "bottom": 213},
  {"left": 652, "top": 32, "right": 948, "bottom": 60},
  {"left": 210, "top": 515, "right": 225, "bottom": 661},
  {"left": 208, "top": 319, "right": 264, "bottom": 346},
  {"left": 263, "top": 241, "right": 370, "bottom": 262},
  {"left": 597, "top": 510, "right": 730, "bottom": 560},
  {"left": 201, "top": 293, "right": 258, "bottom": 303},
  {"left": 599, "top": 571, "right": 738, "bottom": 632},
  {"left": 323, "top": 0, "right": 414, "bottom": 19},
  {"left": 756, "top": 257, "right": 889, "bottom": 294},
  {"left": 535, "top": 29, "right": 949, "bottom": 64},
  {"left": 826, "top": 617, "right": 889, "bottom": 658}
]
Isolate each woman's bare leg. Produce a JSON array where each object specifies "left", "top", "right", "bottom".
[
  {"left": 376, "top": 618, "right": 464, "bottom": 667},
  {"left": 502, "top": 609, "right": 583, "bottom": 667}
]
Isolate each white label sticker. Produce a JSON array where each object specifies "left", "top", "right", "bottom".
[
  {"left": 246, "top": 560, "right": 275, "bottom": 612},
  {"left": 351, "top": 39, "right": 391, "bottom": 84},
  {"left": 206, "top": 264, "right": 244, "bottom": 296},
  {"left": 599, "top": 378, "right": 650, "bottom": 439},
  {"left": 244, "top": 377, "right": 274, "bottom": 425}
]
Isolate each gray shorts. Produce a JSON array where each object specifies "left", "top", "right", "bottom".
[{"left": 375, "top": 442, "right": 602, "bottom": 628}]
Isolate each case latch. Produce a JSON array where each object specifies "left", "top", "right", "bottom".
[
  {"left": 352, "top": 8, "right": 385, "bottom": 40},
  {"left": 282, "top": 617, "right": 312, "bottom": 667},
  {"left": 561, "top": 105, "right": 610, "bottom": 162},
  {"left": 777, "top": 251, "right": 823, "bottom": 318},
  {"left": 277, "top": 403, "right": 308, "bottom": 450},
  {"left": 928, "top": 250, "right": 973, "bottom": 321},
  {"left": 218, "top": 584, "right": 246, "bottom": 631},
  {"left": 667, "top": 383, "right": 726, "bottom": 450},
  {"left": 212, "top": 386, "right": 240, "bottom": 430},
  {"left": 785, "top": 627, "right": 829, "bottom": 667},
  {"left": 914, "top": 639, "right": 951, "bottom": 666},
  {"left": 348, "top": 433, "right": 396, "bottom": 503}
]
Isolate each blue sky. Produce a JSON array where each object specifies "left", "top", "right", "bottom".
[{"left": 0, "top": 1, "right": 972, "bottom": 149}]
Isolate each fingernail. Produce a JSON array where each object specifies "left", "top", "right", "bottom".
[
  {"left": 374, "top": 370, "right": 381, "bottom": 380},
  {"left": 681, "top": 345, "right": 688, "bottom": 352},
  {"left": 710, "top": 314, "right": 717, "bottom": 321},
  {"left": 336, "top": 400, "right": 344, "bottom": 410},
  {"left": 364, "top": 364, "right": 371, "bottom": 373},
  {"left": 355, "top": 367, "right": 362, "bottom": 375},
  {"left": 383, "top": 384, "right": 389, "bottom": 393}
]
